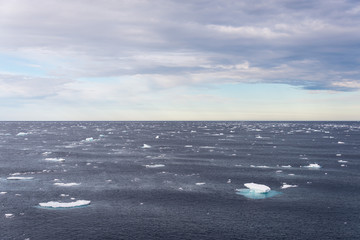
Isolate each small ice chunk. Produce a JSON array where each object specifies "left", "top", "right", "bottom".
[
  {"left": 227, "top": 179, "right": 231, "bottom": 184},
  {"left": 85, "top": 137, "right": 94, "bottom": 142},
  {"left": 184, "top": 145, "right": 193, "bottom": 148},
  {"left": 250, "top": 165, "right": 269, "bottom": 168},
  {"left": 244, "top": 183, "right": 271, "bottom": 193},
  {"left": 338, "top": 141, "right": 345, "bottom": 144},
  {"left": 145, "top": 164, "right": 165, "bottom": 168},
  {"left": 7, "top": 176, "right": 34, "bottom": 180},
  {"left": 281, "top": 183, "right": 298, "bottom": 189},
  {"left": 45, "top": 158, "right": 65, "bottom": 162},
  {"left": 5, "top": 213, "right": 14, "bottom": 218},
  {"left": 276, "top": 170, "right": 283, "bottom": 173},
  {"left": 142, "top": 144, "right": 151, "bottom": 148},
  {"left": 195, "top": 182, "right": 206, "bottom": 186},
  {"left": 39, "top": 200, "right": 91, "bottom": 208},
  {"left": 281, "top": 165, "right": 292, "bottom": 168},
  {"left": 155, "top": 135, "right": 159, "bottom": 139},
  {"left": 42, "top": 151, "right": 52, "bottom": 156},
  {"left": 0, "top": 192, "right": 7, "bottom": 195},
  {"left": 338, "top": 160, "right": 348, "bottom": 163},
  {"left": 288, "top": 174, "right": 295, "bottom": 176},
  {"left": 336, "top": 154, "right": 342, "bottom": 157},
  {"left": 16, "top": 132, "right": 28, "bottom": 136},
  {"left": 54, "top": 183, "right": 80, "bottom": 187},
  {"left": 304, "top": 163, "right": 321, "bottom": 169}
]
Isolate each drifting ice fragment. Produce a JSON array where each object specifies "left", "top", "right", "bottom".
[
  {"left": 5, "top": 214, "right": 14, "bottom": 218},
  {"left": 145, "top": 164, "right": 165, "bottom": 168},
  {"left": 45, "top": 158, "right": 65, "bottom": 162},
  {"left": 85, "top": 137, "right": 94, "bottom": 142},
  {"left": 39, "top": 200, "right": 91, "bottom": 208},
  {"left": 304, "top": 163, "right": 321, "bottom": 169},
  {"left": 54, "top": 183, "right": 80, "bottom": 187},
  {"left": 281, "top": 183, "right": 298, "bottom": 189},
  {"left": 338, "top": 141, "right": 345, "bottom": 144},
  {"left": 7, "top": 176, "right": 34, "bottom": 180},
  {"left": 195, "top": 182, "right": 206, "bottom": 186},
  {"left": 281, "top": 165, "right": 292, "bottom": 168},
  {"left": 16, "top": 132, "right": 28, "bottom": 136},
  {"left": 244, "top": 183, "right": 271, "bottom": 193},
  {"left": 338, "top": 160, "right": 348, "bottom": 163},
  {"left": 142, "top": 144, "right": 151, "bottom": 148}
]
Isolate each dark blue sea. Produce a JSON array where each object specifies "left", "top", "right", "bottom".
[{"left": 0, "top": 121, "right": 359, "bottom": 240}]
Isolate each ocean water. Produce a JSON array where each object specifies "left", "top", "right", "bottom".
[{"left": 0, "top": 121, "right": 359, "bottom": 240}]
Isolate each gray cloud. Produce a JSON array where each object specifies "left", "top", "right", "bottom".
[{"left": 0, "top": 0, "right": 359, "bottom": 93}]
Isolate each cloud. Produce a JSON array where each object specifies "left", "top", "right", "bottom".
[
  {"left": 0, "top": 73, "right": 71, "bottom": 98},
  {"left": 0, "top": 0, "right": 359, "bottom": 104}
]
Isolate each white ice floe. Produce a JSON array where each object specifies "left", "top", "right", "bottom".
[
  {"left": 39, "top": 200, "right": 91, "bottom": 208},
  {"left": 195, "top": 182, "right": 206, "bottom": 186},
  {"left": 244, "top": 183, "right": 271, "bottom": 193},
  {"left": 145, "top": 164, "right": 165, "bottom": 168},
  {"left": 85, "top": 137, "right": 94, "bottom": 142},
  {"left": 7, "top": 176, "right": 34, "bottom": 180},
  {"left": 338, "top": 160, "right": 348, "bottom": 163},
  {"left": 44, "top": 158, "right": 65, "bottom": 162},
  {"left": 10, "top": 172, "right": 21, "bottom": 176},
  {"left": 227, "top": 179, "right": 232, "bottom": 184},
  {"left": 250, "top": 165, "right": 270, "bottom": 168},
  {"left": 276, "top": 170, "right": 283, "bottom": 173},
  {"left": 184, "top": 145, "right": 193, "bottom": 148},
  {"left": 0, "top": 192, "right": 7, "bottom": 195},
  {"left": 336, "top": 154, "right": 342, "bottom": 157},
  {"left": 281, "top": 183, "right": 298, "bottom": 189},
  {"left": 42, "top": 151, "right": 52, "bottom": 156},
  {"left": 338, "top": 141, "right": 345, "bottom": 144},
  {"left": 304, "top": 163, "right": 321, "bottom": 169},
  {"left": 281, "top": 165, "right": 292, "bottom": 168},
  {"left": 155, "top": 135, "right": 159, "bottom": 139},
  {"left": 142, "top": 144, "right": 151, "bottom": 148},
  {"left": 54, "top": 183, "right": 80, "bottom": 187},
  {"left": 16, "top": 132, "right": 28, "bottom": 136},
  {"left": 5, "top": 213, "right": 14, "bottom": 218}
]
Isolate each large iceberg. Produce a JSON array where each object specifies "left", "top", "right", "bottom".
[
  {"left": 244, "top": 183, "right": 271, "bottom": 193},
  {"left": 39, "top": 200, "right": 91, "bottom": 208}
]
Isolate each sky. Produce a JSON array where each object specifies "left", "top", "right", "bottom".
[{"left": 0, "top": 0, "right": 359, "bottom": 121}]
